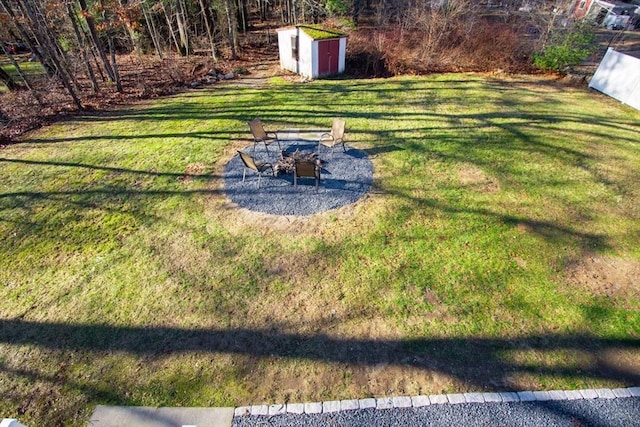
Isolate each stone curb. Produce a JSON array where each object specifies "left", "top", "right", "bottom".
[{"left": 234, "top": 387, "right": 640, "bottom": 418}]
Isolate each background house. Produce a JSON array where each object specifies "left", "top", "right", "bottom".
[
  {"left": 277, "top": 26, "right": 347, "bottom": 79},
  {"left": 570, "top": 0, "right": 640, "bottom": 29}
]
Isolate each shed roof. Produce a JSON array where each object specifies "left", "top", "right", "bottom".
[
  {"left": 299, "top": 25, "right": 346, "bottom": 39},
  {"left": 277, "top": 25, "right": 346, "bottom": 40}
]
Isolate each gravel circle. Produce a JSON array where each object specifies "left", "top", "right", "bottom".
[
  {"left": 232, "top": 398, "right": 640, "bottom": 427},
  {"left": 224, "top": 139, "right": 373, "bottom": 216}
]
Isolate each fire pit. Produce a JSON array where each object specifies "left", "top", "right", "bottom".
[
  {"left": 274, "top": 149, "right": 324, "bottom": 176},
  {"left": 224, "top": 139, "right": 373, "bottom": 216}
]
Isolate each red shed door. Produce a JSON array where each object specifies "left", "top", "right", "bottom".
[{"left": 318, "top": 39, "right": 340, "bottom": 76}]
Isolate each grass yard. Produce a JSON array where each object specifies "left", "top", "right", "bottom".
[
  {"left": 0, "top": 73, "right": 639, "bottom": 425},
  {"left": 2, "top": 59, "right": 44, "bottom": 77},
  {"left": 0, "top": 57, "right": 45, "bottom": 92}
]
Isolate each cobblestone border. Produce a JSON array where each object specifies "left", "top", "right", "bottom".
[{"left": 233, "top": 387, "right": 640, "bottom": 417}]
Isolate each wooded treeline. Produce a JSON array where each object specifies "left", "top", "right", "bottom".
[
  {"left": 0, "top": 0, "right": 575, "bottom": 108},
  {"left": 0, "top": 0, "right": 373, "bottom": 104}
]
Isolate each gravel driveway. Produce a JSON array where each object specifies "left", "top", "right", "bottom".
[{"left": 233, "top": 397, "right": 640, "bottom": 427}]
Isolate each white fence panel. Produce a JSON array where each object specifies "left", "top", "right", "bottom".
[{"left": 589, "top": 48, "right": 640, "bottom": 111}]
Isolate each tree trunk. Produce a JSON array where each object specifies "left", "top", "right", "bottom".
[
  {"left": 99, "top": 0, "right": 123, "bottom": 92},
  {"left": 67, "top": 2, "right": 99, "bottom": 93},
  {"left": 88, "top": 39, "right": 107, "bottom": 82},
  {"left": 175, "top": 0, "right": 190, "bottom": 55},
  {"left": 198, "top": 0, "right": 217, "bottom": 60},
  {"left": 224, "top": 0, "right": 238, "bottom": 59},
  {"left": 108, "top": 37, "right": 123, "bottom": 92},
  {"left": 77, "top": 0, "right": 117, "bottom": 82},
  {"left": 161, "top": 1, "right": 183, "bottom": 54},
  {"left": 237, "top": 0, "right": 248, "bottom": 33},
  {"left": 257, "top": 0, "right": 268, "bottom": 21},
  {"left": 142, "top": 1, "right": 164, "bottom": 59}
]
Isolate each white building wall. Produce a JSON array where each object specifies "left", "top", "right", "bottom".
[
  {"left": 589, "top": 48, "right": 640, "bottom": 111},
  {"left": 299, "top": 32, "right": 314, "bottom": 79},
  {"left": 277, "top": 29, "right": 297, "bottom": 74},
  {"left": 338, "top": 38, "right": 347, "bottom": 73},
  {"left": 277, "top": 28, "right": 315, "bottom": 78},
  {"left": 310, "top": 40, "right": 319, "bottom": 78}
]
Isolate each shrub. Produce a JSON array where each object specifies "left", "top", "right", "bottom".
[
  {"left": 533, "top": 23, "right": 597, "bottom": 73},
  {"left": 346, "top": 16, "right": 535, "bottom": 76}
]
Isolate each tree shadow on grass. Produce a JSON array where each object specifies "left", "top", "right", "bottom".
[
  {"left": 0, "top": 157, "right": 220, "bottom": 180},
  {"left": 1, "top": 77, "right": 639, "bottom": 424},
  {"left": 379, "top": 180, "right": 611, "bottom": 255},
  {"left": 1, "top": 318, "right": 638, "bottom": 391}
]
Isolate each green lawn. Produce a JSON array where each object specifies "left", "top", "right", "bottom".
[
  {"left": 0, "top": 58, "right": 44, "bottom": 92},
  {"left": 1, "top": 73, "right": 639, "bottom": 425}
]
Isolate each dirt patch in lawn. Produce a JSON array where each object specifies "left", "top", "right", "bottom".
[
  {"left": 564, "top": 253, "right": 640, "bottom": 304},
  {"left": 458, "top": 163, "right": 500, "bottom": 194}
]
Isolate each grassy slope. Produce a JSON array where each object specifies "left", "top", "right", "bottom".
[{"left": 0, "top": 74, "right": 639, "bottom": 425}]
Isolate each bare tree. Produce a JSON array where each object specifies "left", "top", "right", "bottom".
[
  {"left": 77, "top": 0, "right": 118, "bottom": 84},
  {"left": 222, "top": 0, "right": 238, "bottom": 58},
  {"left": 67, "top": 1, "right": 99, "bottom": 93},
  {"left": 11, "top": 0, "right": 83, "bottom": 107},
  {"left": 175, "top": 0, "right": 190, "bottom": 55},
  {"left": 198, "top": 0, "right": 217, "bottom": 59},
  {"left": 99, "top": 0, "right": 123, "bottom": 91},
  {"left": 141, "top": 0, "right": 165, "bottom": 58},
  {"left": 160, "top": 0, "right": 183, "bottom": 54}
]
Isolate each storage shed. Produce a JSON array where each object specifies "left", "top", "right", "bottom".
[{"left": 277, "top": 26, "right": 347, "bottom": 79}]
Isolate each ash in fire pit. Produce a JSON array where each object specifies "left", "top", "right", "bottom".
[{"left": 274, "top": 149, "right": 324, "bottom": 175}]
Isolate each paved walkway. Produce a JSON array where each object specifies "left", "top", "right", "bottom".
[
  {"left": 86, "top": 387, "right": 640, "bottom": 426},
  {"left": 88, "top": 406, "right": 234, "bottom": 427}
]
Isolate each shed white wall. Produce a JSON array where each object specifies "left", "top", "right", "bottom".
[
  {"left": 298, "top": 32, "right": 314, "bottom": 78},
  {"left": 589, "top": 48, "right": 640, "bottom": 111},
  {"left": 311, "top": 41, "right": 318, "bottom": 78},
  {"left": 277, "top": 28, "right": 314, "bottom": 78},
  {"left": 277, "top": 29, "right": 297, "bottom": 73},
  {"left": 339, "top": 37, "right": 346, "bottom": 73}
]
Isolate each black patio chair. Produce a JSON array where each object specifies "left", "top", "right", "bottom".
[
  {"left": 293, "top": 159, "right": 320, "bottom": 190},
  {"left": 238, "top": 150, "right": 274, "bottom": 188}
]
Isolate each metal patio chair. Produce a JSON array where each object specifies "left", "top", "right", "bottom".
[
  {"left": 238, "top": 150, "right": 274, "bottom": 187},
  {"left": 293, "top": 159, "right": 320, "bottom": 190},
  {"left": 248, "top": 118, "right": 281, "bottom": 155},
  {"left": 318, "top": 118, "right": 346, "bottom": 157}
]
